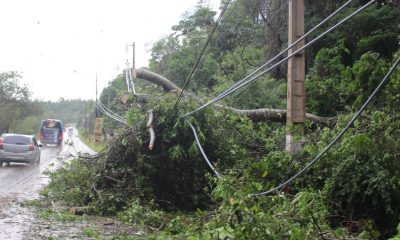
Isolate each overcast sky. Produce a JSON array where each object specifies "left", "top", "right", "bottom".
[{"left": 0, "top": 0, "right": 220, "bottom": 101}]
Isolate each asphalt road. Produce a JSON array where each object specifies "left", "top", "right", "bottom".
[{"left": 0, "top": 128, "right": 96, "bottom": 239}]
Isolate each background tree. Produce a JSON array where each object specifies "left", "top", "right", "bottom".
[{"left": 0, "top": 71, "right": 39, "bottom": 134}]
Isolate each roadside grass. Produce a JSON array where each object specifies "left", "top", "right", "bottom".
[
  {"left": 83, "top": 226, "right": 101, "bottom": 238},
  {"left": 77, "top": 128, "right": 106, "bottom": 152},
  {"left": 25, "top": 199, "right": 79, "bottom": 222}
]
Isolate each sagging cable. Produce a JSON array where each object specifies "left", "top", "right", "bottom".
[
  {"left": 250, "top": 55, "right": 400, "bottom": 197},
  {"left": 189, "top": 122, "right": 221, "bottom": 178}
]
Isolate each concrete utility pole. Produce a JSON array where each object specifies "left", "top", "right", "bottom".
[
  {"left": 130, "top": 42, "right": 137, "bottom": 94},
  {"left": 95, "top": 72, "right": 99, "bottom": 118},
  {"left": 286, "top": 0, "right": 305, "bottom": 154},
  {"left": 129, "top": 42, "right": 136, "bottom": 80},
  {"left": 132, "top": 42, "right": 135, "bottom": 71}
]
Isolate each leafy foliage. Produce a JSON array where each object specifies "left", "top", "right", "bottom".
[
  {"left": 45, "top": 1, "right": 400, "bottom": 239},
  {"left": 323, "top": 112, "right": 400, "bottom": 237},
  {"left": 0, "top": 71, "right": 42, "bottom": 134}
]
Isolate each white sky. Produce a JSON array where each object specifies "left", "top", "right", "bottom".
[{"left": 0, "top": 0, "right": 220, "bottom": 101}]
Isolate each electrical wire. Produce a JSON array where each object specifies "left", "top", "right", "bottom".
[
  {"left": 96, "top": 104, "right": 124, "bottom": 125},
  {"left": 175, "top": 0, "right": 232, "bottom": 105},
  {"left": 125, "top": 68, "right": 132, "bottom": 93},
  {"left": 189, "top": 122, "right": 222, "bottom": 178},
  {"left": 97, "top": 101, "right": 126, "bottom": 123},
  {"left": 97, "top": 105, "right": 126, "bottom": 125},
  {"left": 127, "top": 67, "right": 137, "bottom": 95},
  {"left": 97, "top": 101, "right": 124, "bottom": 122},
  {"left": 96, "top": 101, "right": 128, "bottom": 125},
  {"left": 125, "top": 68, "right": 137, "bottom": 94},
  {"left": 207, "top": 0, "right": 354, "bottom": 103},
  {"left": 97, "top": 107, "right": 127, "bottom": 126},
  {"left": 185, "top": 0, "right": 359, "bottom": 117},
  {"left": 250, "top": 55, "right": 400, "bottom": 197},
  {"left": 207, "top": 0, "right": 241, "bottom": 50},
  {"left": 184, "top": 0, "right": 362, "bottom": 117}
]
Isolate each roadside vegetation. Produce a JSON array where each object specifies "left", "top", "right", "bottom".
[
  {"left": 0, "top": 72, "right": 97, "bottom": 136},
  {"left": 42, "top": 0, "right": 400, "bottom": 239},
  {"left": 78, "top": 129, "right": 106, "bottom": 153}
]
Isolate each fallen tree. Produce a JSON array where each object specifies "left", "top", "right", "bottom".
[
  {"left": 134, "top": 68, "right": 332, "bottom": 124},
  {"left": 47, "top": 96, "right": 255, "bottom": 213}
]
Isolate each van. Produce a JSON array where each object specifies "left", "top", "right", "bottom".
[{"left": 39, "top": 119, "right": 64, "bottom": 146}]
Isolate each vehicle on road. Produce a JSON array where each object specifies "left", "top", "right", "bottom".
[
  {"left": 39, "top": 119, "right": 64, "bottom": 146},
  {"left": 0, "top": 134, "right": 42, "bottom": 165}
]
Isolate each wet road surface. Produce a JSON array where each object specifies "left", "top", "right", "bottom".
[{"left": 0, "top": 129, "right": 95, "bottom": 239}]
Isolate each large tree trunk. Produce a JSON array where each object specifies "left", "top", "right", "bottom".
[
  {"left": 134, "top": 68, "right": 332, "bottom": 123},
  {"left": 135, "top": 69, "right": 180, "bottom": 93}
]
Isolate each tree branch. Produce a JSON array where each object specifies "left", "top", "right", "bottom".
[
  {"left": 135, "top": 69, "right": 180, "bottom": 93},
  {"left": 147, "top": 110, "right": 155, "bottom": 150},
  {"left": 134, "top": 68, "right": 333, "bottom": 123}
]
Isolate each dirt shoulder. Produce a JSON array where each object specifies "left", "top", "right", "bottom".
[{"left": 23, "top": 198, "right": 143, "bottom": 240}]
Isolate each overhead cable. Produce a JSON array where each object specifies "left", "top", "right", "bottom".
[
  {"left": 96, "top": 103, "right": 125, "bottom": 125},
  {"left": 184, "top": 0, "right": 367, "bottom": 117},
  {"left": 125, "top": 68, "right": 132, "bottom": 93},
  {"left": 207, "top": 0, "right": 241, "bottom": 49},
  {"left": 97, "top": 106, "right": 127, "bottom": 126},
  {"left": 125, "top": 68, "right": 137, "bottom": 95},
  {"left": 218, "top": 0, "right": 349, "bottom": 99},
  {"left": 189, "top": 122, "right": 222, "bottom": 178},
  {"left": 250, "top": 55, "right": 400, "bottom": 197},
  {"left": 96, "top": 101, "right": 128, "bottom": 125},
  {"left": 127, "top": 68, "right": 137, "bottom": 95},
  {"left": 175, "top": 0, "right": 232, "bottom": 105},
  {"left": 98, "top": 104, "right": 127, "bottom": 125},
  {"left": 97, "top": 100, "right": 126, "bottom": 123}
]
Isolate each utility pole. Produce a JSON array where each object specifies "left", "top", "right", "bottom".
[
  {"left": 95, "top": 72, "right": 99, "bottom": 118},
  {"left": 129, "top": 42, "right": 137, "bottom": 94},
  {"left": 132, "top": 42, "right": 135, "bottom": 71},
  {"left": 286, "top": 0, "right": 305, "bottom": 154}
]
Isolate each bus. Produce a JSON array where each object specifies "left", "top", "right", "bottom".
[{"left": 39, "top": 119, "right": 64, "bottom": 146}]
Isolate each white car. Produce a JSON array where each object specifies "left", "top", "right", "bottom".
[{"left": 0, "top": 134, "right": 42, "bottom": 165}]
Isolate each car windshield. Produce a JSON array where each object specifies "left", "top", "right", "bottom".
[{"left": 4, "top": 135, "right": 30, "bottom": 145}]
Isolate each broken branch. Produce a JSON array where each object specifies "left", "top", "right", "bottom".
[
  {"left": 147, "top": 110, "right": 155, "bottom": 150},
  {"left": 134, "top": 68, "right": 333, "bottom": 123}
]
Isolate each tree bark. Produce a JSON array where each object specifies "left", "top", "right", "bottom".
[
  {"left": 134, "top": 68, "right": 332, "bottom": 124},
  {"left": 135, "top": 69, "right": 180, "bottom": 93}
]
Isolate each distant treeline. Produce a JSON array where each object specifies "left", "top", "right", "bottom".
[{"left": 0, "top": 74, "right": 95, "bottom": 136}]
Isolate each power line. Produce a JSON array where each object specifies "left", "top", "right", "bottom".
[
  {"left": 250, "top": 55, "right": 400, "bottom": 197},
  {"left": 175, "top": 0, "right": 232, "bottom": 105},
  {"left": 184, "top": 0, "right": 362, "bottom": 117},
  {"left": 97, "top": 100, "right": 126, "bottom": 122},
  {"left": 97, "top": 103, "right": 126, "bottom": 125},
  {"left": 189, "top": 122, "right": 221, "bottom": 178},
  {"left": 207, "top": 0, "right": 241, "bottom": 50},
  {"left": 96, "top": 101, "right": 128, "bottom": 125},
  {"left": 96, "top": 104, "right": 124, "bottom": 125},
  {"left": 214, "top": 0, "right": 353, "bottom": 100},
  {"left": 185, "top": 0, "right": 358, "bottom": 117}
]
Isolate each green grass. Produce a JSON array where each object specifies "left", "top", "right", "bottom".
[
  {"left": 78, "top": 129, "right": 106, "bottom": 152},
  {"left": 83, "top": 226, "right": 101, "bottom": 238}
]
